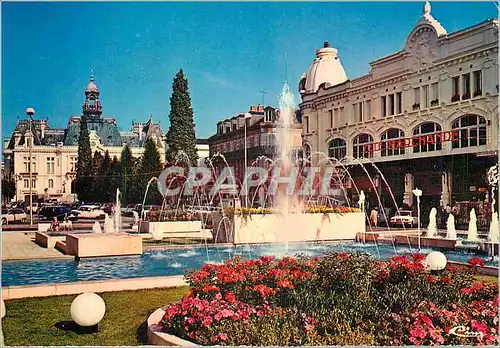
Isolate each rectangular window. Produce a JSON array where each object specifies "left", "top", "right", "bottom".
[
  {"left": 46, "top": 157, "right": 55, "bottom": 174},
  {"left": 473, "top": 70, "right": 482, "bottom": 97},
  {"left": 462, "top": 73, "right": 470, "bottom": 99},
  {"left": 381, "top": 96, "right": 387, "bottom": 117},
  {"left": 396, "top": 92, "right": 402, "bottom": 114},
  {"left": 304, "top": 116, "right": 309, "bottom": 133},
  {"left": 24, "top": 157, "right": 29, "bottom": 172},
  {"left": 31, "top": 179, "right": 36, "bottom": 188},
  {"left": 413, "top": 87, "right": 420, "bottom": 109},
  {"left": 339, "top": 107, "right": 345, "bottom": 125},
  {"left": 431, "top": 82, "right": 439, "bottom": 105},
  {"left": 24, "top": 179, "right": 29, "bottom": 188},
  {"left": 328, "top": 110, "right": 333, "bottom": 128},
  {"left": 423, "top": 85, "right": 429, "bottom": 108},
  {"left": 70, "top": 156, "right": 77, "bottom": 172},
  {"left": 352, "top": 103, "right": 358, "bottom": 122},
  {"left": 48, "top": 179, "right": 54, "bottom": 188},
  {"left": 333, "top": 108, "right": 339, "bottom": 128},
  {"left": 26, "top": 138, "right": 32, "bottom": 147},
  {"left": 357, "top": 102, "right": 363, "bottom": 122},
  {"left": 365, "top": 100, "right": 371, "bottom": 119},
  {"left": 452, "top": 76, "right": 460, "bottom": 101},
  {"left": 388, "top": 94, "right": 395, "bottom": 115}
]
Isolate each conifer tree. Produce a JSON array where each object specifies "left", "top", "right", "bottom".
[
  {"left": 91, "top": 151, "right": 104, "bottom": 202},
  {"left": 130, "top": 138, "right": 163, "bottom": 205},
  {"left": 109, "top": 156, "right": 121, "bottom": 202},
  {"left": 166, "top": 69, "right": 199, "bottom": 166},
  {"left": 75, "top": 115, "right": 93, "bottom": 202},
  {"left": 97, "top": 151, "right": 112, "bottom": 201}
]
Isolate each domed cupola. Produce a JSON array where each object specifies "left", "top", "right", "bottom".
[
  {"left": 406, "top": 1, "right": 447, "bottom": 46},
  {"left": 303, "top": 41, "right": 348, "bottom": 94},
  {"left": 82, "top": 74, "right": 103, "bottom": 120}
]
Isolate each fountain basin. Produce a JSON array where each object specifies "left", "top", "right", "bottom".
[
  {"left": 139, "top": 221, "right": 206, "bottom": 236},
  {"left": 394, "top": 235, "right": 457, "bottom": 250},
  {"left": 212, "top": 212, "right": 365, "bottom": 244},
  {"left": 64, "top": 233, "right": 143, "bottom": 259}
]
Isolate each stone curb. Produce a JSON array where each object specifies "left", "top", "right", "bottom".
[{"left": 147, "top": 307, "right": 198, "bottom": 346}]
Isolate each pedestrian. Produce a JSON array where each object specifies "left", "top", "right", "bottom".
[{"left": 370, "top": 208, "right": 378, "bottom": 227}]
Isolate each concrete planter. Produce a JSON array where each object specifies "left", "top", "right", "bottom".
[
  {"left": 147, "top": 307, "right": 198, "bottom": 346},
  {"left": 139, "top": 221, "right": 212, "bottom": 240},
  {"left": 212, "top": 212, "right": 365, "bottom": 244}
]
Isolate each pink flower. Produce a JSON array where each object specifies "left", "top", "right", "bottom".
[
  {"left": 305, "top": 324, "right": 314, "bottom": 331},
  {"left": 219, "top": 333, "right": 228, "bottom": 341}
]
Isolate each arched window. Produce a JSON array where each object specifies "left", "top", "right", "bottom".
[
  {"left": 48, "top": 179, "right": 54, "bottom": 188},
  {"left": 413, "top": 122, "right": 442, "bottom": 153},
  {"left": 328, "top": 138, "right": 346, "bottom": 160},
  {"left": 452, "top": 115, "right": 487, "bottom": 148},
  {"left": 381, "top": 128, "right": 405, "bottom": 157},
  {"left": 353, "top": 134, "right": 373, "bottom": 159}
]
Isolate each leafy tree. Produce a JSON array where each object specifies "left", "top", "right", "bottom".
[
  {"left": 91, "top": 151, "right": 104, "bottom": 202},
  {"left": 120, "top": 145, "right": 135, "bottom": 205},
  {"left": 130, "top": 138, "right": 163, "bottom": 205},
  {"left": 2, "top": 180, "right": 16, "bottom": 201},
  {"left": 75, "top": 115, "right": 93, "bottom": 202},
  {"left": 97, "top": 151, "right": 112, "bottom": 202},
  {"left": 166, "top": 69, "right": 199, "bottom": 166}
]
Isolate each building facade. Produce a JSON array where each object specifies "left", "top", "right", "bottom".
[
  {"left": 299, "top": 2, "right": 498, "bottom": 223},
  {"left": 3, "top": 75, "right": 167, "bottom": 202},
  {"left": 208, "top": 105, "right": 303, "bottom": 183}
]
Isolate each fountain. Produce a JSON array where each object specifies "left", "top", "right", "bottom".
[
  {"left": 212, "top": 83, "right": 366, "bottom": 244},
  {"left": 489, "top": 212, "right": 499, "bottom": 243},
  {"left": 92, "top": 221, "right": 102, "bottom": 234},
  {"left": 468, "top": 208, "right": 478, "bottom": 242},
  {"left": 427, "top": 208, "right": 437, "bottom": 238},
  {"left": 103, "top": 214, "right": 114, "bottom": 234},
  {"left": 446, "top": 214, "right": 457, "bottom": 240},
  {"left": 113, "top": 188, "right": 123, "bottom": 233}
]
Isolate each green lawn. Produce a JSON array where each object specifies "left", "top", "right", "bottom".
[{"left": 2, "top": 287, "right": 188, "bottom": 346}]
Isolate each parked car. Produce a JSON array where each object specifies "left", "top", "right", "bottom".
[
  {"left": 38, "top": 205, "right": 79, "bottom": 222},
  {"left": 390, "top": 210, "right": 418, "bottom": 227},
  {"left": 122, "top": 204, "right": 136, "bottom": 216},
  {"left": 72, "top": 205, "right": 106, "bottom": 219},
  {"left": 101, "top": 203, "right": 115, "bottom": 215},
  {"left": 1, "top": 208, "right": 28, "bottom": 224}
]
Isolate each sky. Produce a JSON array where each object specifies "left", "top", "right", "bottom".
[{"left": 2, "top": 1, "right": 498, "bottom": 142}]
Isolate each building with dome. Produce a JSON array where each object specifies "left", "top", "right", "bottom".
[
  {"left": 3, "top": 75, "right": 167, "bottom": 202},
  {"left": 298, "top": 1, "right": 498, "bottom": 227}
]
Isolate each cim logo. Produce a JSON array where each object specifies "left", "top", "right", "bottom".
[{"left": 448, "top": 326, "right": 484, "bottom": 340}]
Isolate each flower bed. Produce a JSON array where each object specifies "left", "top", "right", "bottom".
[{"left": 157, "top": 253, "right": 498, "bottom": 346}]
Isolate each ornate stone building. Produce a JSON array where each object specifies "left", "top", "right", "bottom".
[
  {"left": 299, "top": 2, "right": 498, "bottom": 219},
  {"left": 3, "top": 75, "right": 166, "bottom": 202}
]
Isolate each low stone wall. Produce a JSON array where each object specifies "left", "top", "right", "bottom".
[
  {"left": 394, "top": 235, "right": 457, "bottom": 249},
  {"left": 140, "top": 221, "right": 202, "bottom": 233},
  {"left": 34, "top": 232, "right": 64, "bottom": 249},
  {"left": 147, "top": 308, "right": 198, "bottom": 346},
  {"left": 212, "top": 212, "right": 365, "bottom": 244},
  {"left": 65, "top": 233, "right": 143, "bottom": 258},
  {"left": 2, "top": 275, "right": 187, "bottom": 300}
]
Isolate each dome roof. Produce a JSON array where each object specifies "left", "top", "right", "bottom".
[
  {"left": 304, "top": 42, "right": 348, "bottom": 94},
  {"left": 86, "top": 74, "right": 99, "bottom": 93}
]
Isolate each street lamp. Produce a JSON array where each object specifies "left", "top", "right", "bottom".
[
  {"left": 26, "top": 107, "right": 35, "bottom": 226},
  {"left": 244, "top": 112, "right": 252, "bottom": 208},
  {"left": 412, "top": 187, "right": 423, "bottom": 250}
]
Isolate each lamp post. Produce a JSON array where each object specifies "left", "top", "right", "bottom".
[
  {"left": 26, "top": 107, "right": 35, "bottom": 226},
  {"left": 244, "top": 112, "right": 252, "bottom": 208},
  {"left": 412, "top": 188, "right": 423, "bottom": 250}
]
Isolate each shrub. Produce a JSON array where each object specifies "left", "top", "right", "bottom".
[{"left": 160, "top": 252, "right": 498, "bottom": 346}]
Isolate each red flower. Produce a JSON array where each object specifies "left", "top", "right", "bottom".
[
  {"left": 219, "top": 332, "right": 228, "bottom": 341},
  {"left": 427, "top": 275, "right": 436, "bottom": 283},
  {"left": 277, "top": 279, "right": 294, "bottom": 289},
  {"left": 440, "top": 276, "right": 451, "bottom": 284},
  {"left": 468, "top": 257, "right": 485, "bottom": 268}
]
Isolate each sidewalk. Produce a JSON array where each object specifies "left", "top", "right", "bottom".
[{"left": 2, "top": 232, "right": 72, "bottom": 261}]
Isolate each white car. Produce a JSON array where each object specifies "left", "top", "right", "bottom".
[
  {"left": 390, "top": 210, "right": 418, "bottom": 227},
  {"left": 1, "top": 208, "right": 28, "bottom": 224},
  {"left": 72, "top": 205, "right": 106, "bottom": 219}
]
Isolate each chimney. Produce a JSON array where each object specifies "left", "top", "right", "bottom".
[
  {"left": 250, "top": 105, "right": 257, "bottom": 112},
  {"left": 258, "top": 105, "right": 264, "bottom": 112}
]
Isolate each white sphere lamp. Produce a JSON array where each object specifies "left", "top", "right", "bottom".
[
  {"left": 70, "top": 293, "right": 106, "bottom": 327},
  {"left": 1, "top": 299, "right": 5, "bottom": 319},
  {"left": 425, "top": 251, "right": 447, "bottom": 271}
]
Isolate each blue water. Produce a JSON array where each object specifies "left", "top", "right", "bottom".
[{"left": 1, "top": 242, "right": 496, "bottom": 287}]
